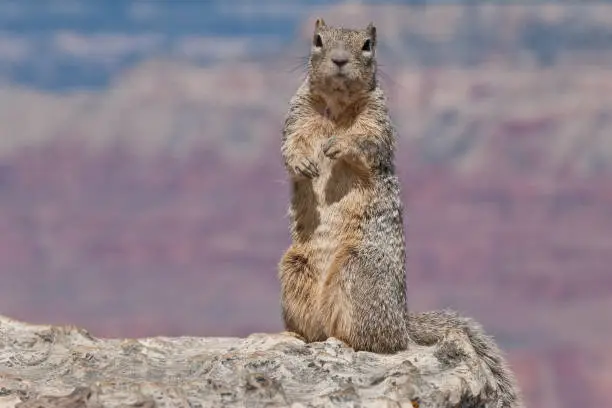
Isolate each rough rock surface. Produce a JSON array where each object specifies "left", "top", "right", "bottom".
[{"left": 0, "top": 315, "right": 497, "bottom": 408}]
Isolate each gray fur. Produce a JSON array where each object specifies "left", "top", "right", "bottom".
[{"left": 279, "top": 19, "right": 523, "bottom": 408}]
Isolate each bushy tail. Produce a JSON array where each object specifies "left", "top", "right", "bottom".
[{"left": 408, "top": 309, "right": 523, "bottom": 408}]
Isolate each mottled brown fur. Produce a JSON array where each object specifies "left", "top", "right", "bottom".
[
  {"left": 278, "top": 18, "right": 523, "bottom": 407},
  {"left": 279, "top": 18, "right": 406, "bottom": 354}
]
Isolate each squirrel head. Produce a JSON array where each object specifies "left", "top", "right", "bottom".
[{"left": 308, "top": 18, "right": 377, "bottom": 107}]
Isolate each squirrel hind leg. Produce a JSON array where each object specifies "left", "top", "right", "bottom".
[
  {"left": 320, "top": 246, "right": 409, "bottom": 354},
  {"left": 279, "top": 246, "right": 326, "bottom": 343}
]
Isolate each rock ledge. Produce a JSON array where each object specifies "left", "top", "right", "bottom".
[{"left": 1, "top": 315, "right": 495, "bottom": 407}]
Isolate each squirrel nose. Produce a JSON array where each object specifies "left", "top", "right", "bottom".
[
  {"left": 330, "top": 49, "right": 350, "bottom": 68},
  {"left": 332, "top": 57, "right": 348, "bottom": 67}
]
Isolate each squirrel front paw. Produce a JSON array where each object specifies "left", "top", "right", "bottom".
[
  {"left": 322, "top": 136, "right": 350, "bottom": 160},
  {"left": 291, "top": 157, "right": 319, "bottom": 179}
]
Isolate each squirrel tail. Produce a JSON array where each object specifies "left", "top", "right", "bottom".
[{"left": 408, "top": 309, "right": 523, "bottom": 408}]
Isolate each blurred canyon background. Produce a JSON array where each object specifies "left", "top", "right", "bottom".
[{"left": 1, "top": 1, "right": 612, "bottom": 407}]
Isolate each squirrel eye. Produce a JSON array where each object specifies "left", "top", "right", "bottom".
[
  {"left": 314, "top": 34, "right": 323, "bottom": 48},
  {"left": 362, "top": 39, "right": 372, "bottom": 52}
]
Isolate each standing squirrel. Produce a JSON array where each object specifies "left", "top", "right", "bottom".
[{"left": 278, "top": 18, "right": 522, "bottom": 408}]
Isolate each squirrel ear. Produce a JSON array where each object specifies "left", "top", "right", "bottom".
[
  {"left": 315, "top": 18, "right": 326, "bottom": 30},
  {"left": 366, "top": 22, "right": 377, "bottom": 45}
]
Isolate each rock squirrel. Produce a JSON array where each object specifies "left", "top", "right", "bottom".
[{"left": 278, "top": 18, "right": 523, "bottom": 408}]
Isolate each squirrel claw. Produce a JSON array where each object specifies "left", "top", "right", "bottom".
[
  {"left": 322, "top": 136, "right": 342, "bottom": 160},
  {"left": 295, "top": 158, "right": 319, "bottom": 178}
]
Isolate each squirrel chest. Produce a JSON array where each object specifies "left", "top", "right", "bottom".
[
  {"left": 300, "top": 113, "right": 369, "bottom": 212},
  {"left": 290, "top": 115, "right": 370, "bottom": 273}
]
